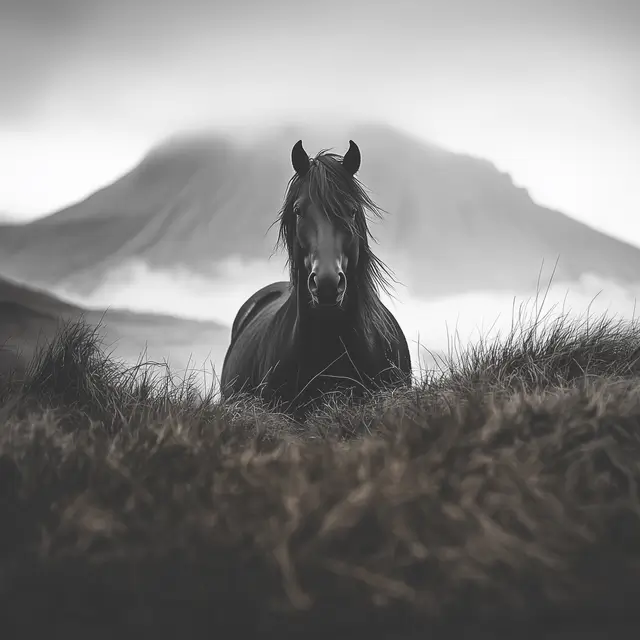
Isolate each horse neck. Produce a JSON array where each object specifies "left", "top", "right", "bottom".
[{"left": 289, "top": 262, "right": 376, "bottom": 352}]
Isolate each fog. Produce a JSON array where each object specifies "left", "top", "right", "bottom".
[{"left": 51, "top": 258, "right": 640, "bottom": 382}]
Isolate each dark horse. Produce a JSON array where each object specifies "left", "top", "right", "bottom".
[{"left": 220, "top": 139, "right": 412, "bottom": 414}]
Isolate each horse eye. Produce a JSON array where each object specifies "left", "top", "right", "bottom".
[{"left": 294, "top": 205, "right": 301, "bottom": 217}]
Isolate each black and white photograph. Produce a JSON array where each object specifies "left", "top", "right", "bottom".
[{"left": 1, "top": 0, "right": 639, "bottom": 637}]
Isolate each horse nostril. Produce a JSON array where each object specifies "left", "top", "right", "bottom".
[
  {"left": 337, "top": 271, "right": 346, "bottom": 295},
  {"left": 308, "top": 272, "right": 318, "bottom": 294},
  {"left": 308, "top": 270, "right": 345, "bottom": 305}
]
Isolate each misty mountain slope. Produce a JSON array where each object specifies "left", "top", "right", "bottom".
[
  {"left": 0, "top": 134, "right": 289, "bottom": 290},
  {"left": 0, "top": 275, "right": 229, "bottom": 378},
  {"left": 1, "top": 122, "right": 639, "bottom": 298}
]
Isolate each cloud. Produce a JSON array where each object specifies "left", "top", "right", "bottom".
[
  {"left": 51, "top": 258, "right": 640, "bottom": 377},
  {"left": 54, "top": 258, "right": 289, "bottom": 327}
]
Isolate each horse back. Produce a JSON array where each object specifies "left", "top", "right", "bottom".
[{"left": 230, "top": 281, "right": 291, "bottom": 343}]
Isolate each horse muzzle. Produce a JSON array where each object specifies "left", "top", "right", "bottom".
[{"left": 307, "top": 270, "right": 347, "bottom": 307}]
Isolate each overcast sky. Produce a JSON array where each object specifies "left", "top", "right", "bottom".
[{"left": 1, "top": 0, "right": 639, "bottom": 245}]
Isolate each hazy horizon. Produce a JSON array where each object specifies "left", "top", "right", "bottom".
[
  {"left": 1, "top": 0, "right": 639, "bottom": 247},
  {"left": 42, "top": 256, "right": 640, "bottom": 384}
]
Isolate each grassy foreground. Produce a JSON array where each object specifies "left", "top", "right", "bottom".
[{"left": 2, "top": 312, "right": 640, "bottom": 638}]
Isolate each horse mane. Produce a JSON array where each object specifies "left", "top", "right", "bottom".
[{"left": 275, "top": 149, "right": 399, "bottom": 349}]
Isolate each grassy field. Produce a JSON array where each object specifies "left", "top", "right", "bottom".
[{"left": 2, "top": 309, "right": 640, "bottom": 638}]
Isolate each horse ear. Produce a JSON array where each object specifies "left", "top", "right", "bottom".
[
  {"left": 291, "top": 140, "right": 310, "bottom": 177},
  {"left": 342, "top": 140, "right": 361, "bottom": 175}
]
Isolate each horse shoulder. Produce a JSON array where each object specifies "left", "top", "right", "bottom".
[
  {"left": 230, "top": 281, "right": 291, "bottom": 342},
  {"left": 222, "top": 282, "right": 293, "bottom": 398}
]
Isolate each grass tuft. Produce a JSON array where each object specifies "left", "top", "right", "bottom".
[{"left": 2, "top": 310, "right": 640, "bottom": 638}]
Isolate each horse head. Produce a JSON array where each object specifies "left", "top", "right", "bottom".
[{"left": 286, "top": 139, "right": 364, "bottom": 309}]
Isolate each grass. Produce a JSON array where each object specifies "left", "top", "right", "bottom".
[{"left": 2, "top": 308, "right": 640, "bottom": 638}]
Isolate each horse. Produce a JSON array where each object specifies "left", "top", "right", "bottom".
[{"left": 220, "top": 139, "right": 412, "bottom": 415}]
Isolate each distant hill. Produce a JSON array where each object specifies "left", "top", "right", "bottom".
[
  {"left": 1, "top": 122, "right": 640, "bottom": 298},
  {"left": 0, "top": 275, "right": 228, "bottom": 379}
]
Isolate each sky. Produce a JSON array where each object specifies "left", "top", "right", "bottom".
[{"left": 1, "top": 0, "right": 639, "bottom": 245}]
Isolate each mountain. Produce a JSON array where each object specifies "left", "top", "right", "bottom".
[
  {"left": 0, "top": 275, "right": 228, "bottom": 379},
  {"left": 1, "top": 122, "right": 639, "bottom": 298}
]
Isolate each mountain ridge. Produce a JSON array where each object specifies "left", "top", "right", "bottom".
[{"left": 1, "top": 121, "right": 639, "bottom": 298}]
